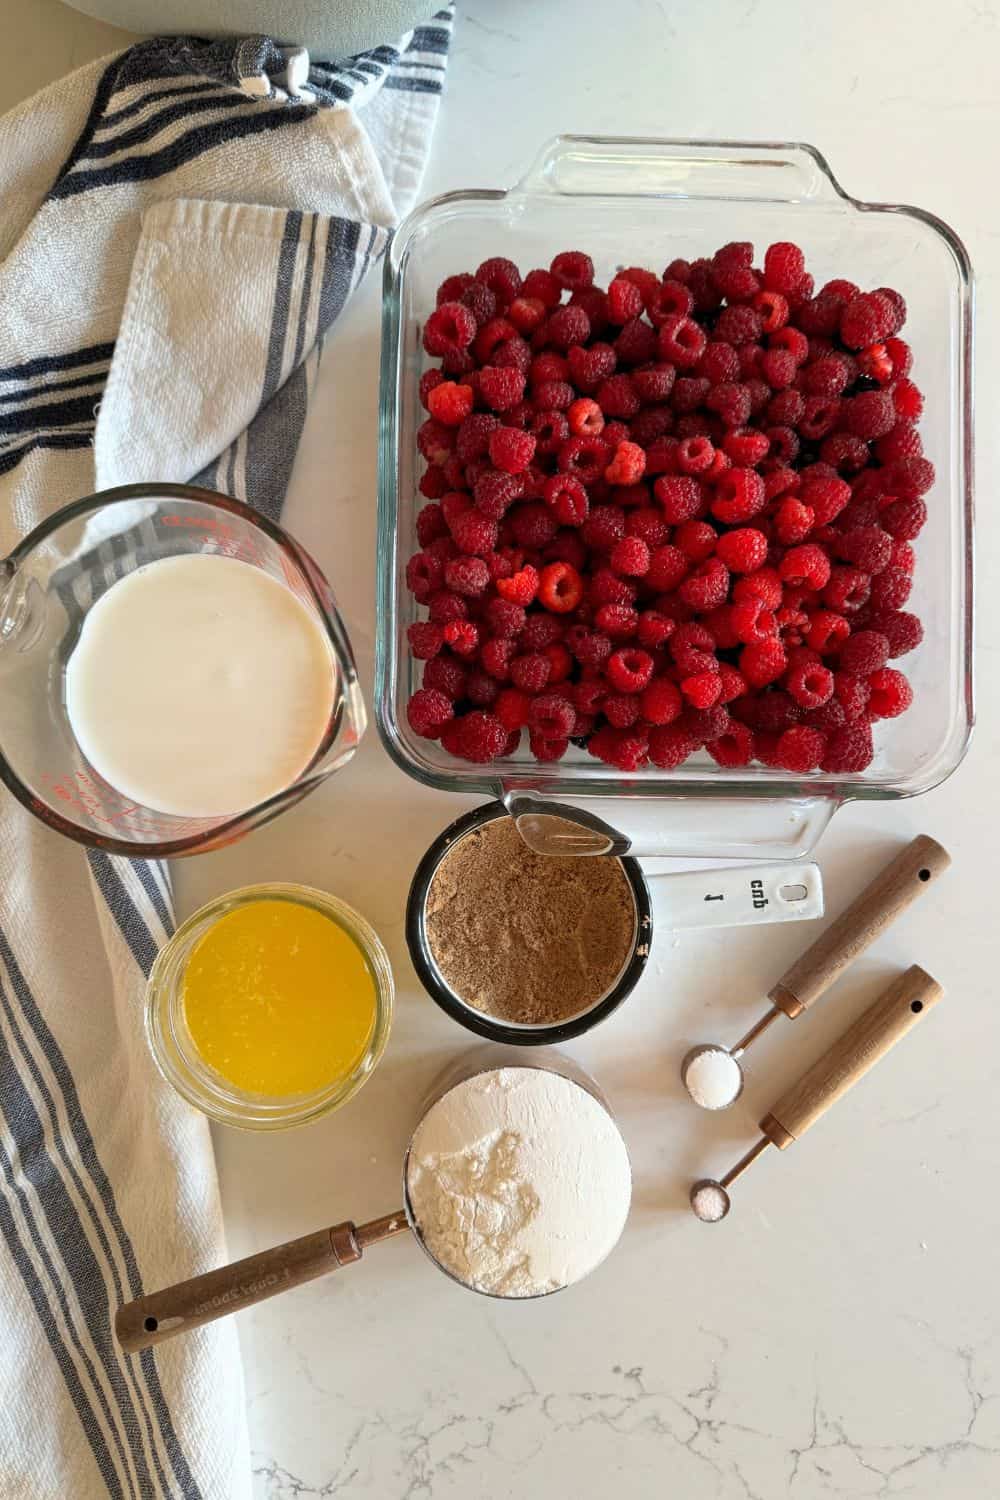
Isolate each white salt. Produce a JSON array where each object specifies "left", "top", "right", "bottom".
[{"left": 683, "top": 1048, "right": 743, "bottom": 1109}]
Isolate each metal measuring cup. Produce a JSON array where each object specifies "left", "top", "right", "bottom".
[{"left": 115, "top": 1049, "right": 631, "bottom": 1354}]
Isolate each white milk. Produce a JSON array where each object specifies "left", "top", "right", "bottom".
[{"left": 65, "top": 554, "right": 337, "bottom": 818}]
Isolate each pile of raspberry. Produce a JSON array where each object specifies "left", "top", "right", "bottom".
[{"left": 404, "top": 242, "right": 928, "bottom": 774}]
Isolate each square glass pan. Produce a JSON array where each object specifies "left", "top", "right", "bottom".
[{"left": 376, "top": 138, "right": 973, "bottom": 852}]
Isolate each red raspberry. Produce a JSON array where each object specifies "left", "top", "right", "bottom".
[
  {"left": 844, "top": 389, "right": 896, "bottom": 440},
  {"left": 804, "top": 609, "right": 850, "bottom": 654},
  {"left": 418, "top": 465, "right": 447, "bottom": 500},
  {"left": 763, "top": 242, "right": 805, "bottom": 294},
  {"left": 856, "top": 342, "right": 894, "bottom": 383},
  {"left": 731, "top": 567, "right": 781, "bottom": 609},
  {"left": 638, "top": 677, "right": 683, "bottom": 725},
  {"left": 473, "top": 316, "right": 518, "bottom": 363},
  {"left": 614, "top": 318, "right": 658, "bottom": 365},
  {"left": 495, "top": 564, "right": 539, "bottom": 606},
  {"left": 542, "top": 642, "right": 572, "bottom": 685},
  {"left": 543, "top": 474, "right": 589, "bottom": 528},
  {"left": 441, "top": 710, "right": 508, "bottom": 763},
  {"left": 822, "top": 566, "right": 871, "bottom": 614},
  {"left": 524, "top": 693, "right": 573, "bottom": 740},
  {"left": 819, "top": 432, "right": 869, "bottom": 476},
  {"left": 796, "top": 396, "right": 841, "bottom": 442},
  {"left": 610, "top": 536, "right": 651, "bottom": 578},
  {"left": 593, "top": 374, "right": 638, "bottom": 420},
  {"left": 417, "top": 418, "right": 457, "bottom": 465},
  {"left": 406, "top": 620, "right": 444, "bottom": 659},
  {"left": 416, "top": 502, "right": 448, "bottom": 548},
  {"left": 405, "top": 550, "right": 445, "bottom": 602},
  {"left": 582, "top": 506, "right": 627, "bottom": 552},
  {"left": 529, "top": 410, "right": 570, "bottom": 457},
  {"left": 708, "top": 720, "right": 754, "bottom": 767},
  {"left": 869, "top": 669, "right": 917, "bottom": 720},
  {"left": 759, "top": 348, "right": 796, "bottom": 391},
  {"left": 605, "top": 441, "right": 646, "bottom": 486},
  {"left": 473, "top": 261, "right": 520, "bottom": 312},
  {"left": 510, "top": 653, "right": 552, "bottom": 693},
  {"left": 869, "top": 567, "right": 912, "bottom": 612},
  {"left": 607, "top": 276, "right": 644, "bottom": 324},
  {"left": 566, "top": 397, "right": 605, "bottom": 437},
  {"left": 645, "top": 278, "right": 695, "bottom": 325},
  {"left": 714, "top": 305, "right": 762, "bottom": 345},
  {"left": 867, "top": 609, "right": 923, "bottom": 658},
  {"left": 657, "top": 314, "right": 708, "bottom": 369},
  {"left": 547, "top": 303, "right": 591, "bottom": 352},
  {"left": 835, "top": 527, "right": 893, "bottom": 574},
  {"left": 507, "top": 296, "right": 547, "bottom": 335},
  {"left": 681, "top": 672, "right": 723, "bottom": 709},
  {"left": 671, "top": 377, "right": 711, "bottom": 414},
  {"left": 754, "top": 289, "right": 790, "bottom": 333},
  {"left": 494, "top": 688, "right": 532, "bottom": 732},
  {"left": 885, "top": 457, "right": 935, "bottom": 497},
  {"left": 674, "top": 520, "right": 716, "bottom": 563},
  {"left": 670, "top": 622, "right": 717, "bottom": 671},
  {"left": 648, "top": 724, "right": 699, "bottom": 769},
  {"left": 874, "top": 287, "right": 906, "bottom": 335},
  {"left": 479, "top": 365, "right": 526, "bottom": 412},
  {"left": 775, "top": 725, "right": 826, "bottom": 773},
  {"left": 731, "top": 597, "right": 777, "bottom": 644},
  {"left": 833, "top": 671, "right": 871, "bottom": 720},
  {"left": 705, "top": 382, "right": 752, "bottom": 428},
  {"left": 839, "top": 630, "right": 890, "bottom": 676},
  {"left": 773, "top": 498, "right": 815, "bottom": 546},
  {"left": 472, "top": 470, "right": 517, "bottom": 520},
  {"left": 406, "top": 688, "right": 455, "bottom": 739},
  {"left": 519, "top": 615, "right": 564, "bottom": 652},
  {"left": 549, "top": 249, "right": 593, "bottom": 291},
  {"left": 510, "top": 502, "right": 558, "bottom": 550},
  {"left": 425, "top": 380, "right": 473, "bottom": 429},
  {"left": 744, "top": 690, "right": 800, "bottom": 734},
  {"left": 884, "top": 336, "right": 913, "bottom": 378},
  {"left": 672, "top": 435, "right": 714, "bottom": 475},
  {"left": 456, "top": 412, "right": 502, "bottom": 463},
  {"left": 423, "top": 301, "right": 476, "bottom": 357},
  {"left": 786, "top": 659, "right": 834, "bottom": 709},
  {"left": 839, "top": 293, "right": 891, "bottom": 349},
  {"left": 800, "top": 474, "right": 850, "bottom": 525},
  {"left": 604, "top": 694, "right": 640, "bottom": 730},
  {"left": 444, "top": 556, "right": 490, "bottom": 596},
  {"left": 679, "top": 557, "right": 729, "bottom": 610},
  {"left": 880, "top": 498, "right": 927, "bottom": 541},
  {"left": 637, "top": 610, "right": 676, "bottom": 649},
  {"left": 606, "top": 647, "right": 655, "bottom": 694},
  {"left": 890, "top": 539, "right": 916, "bottom": 573},
  {"left": 741, "top": 638, "right": 787, "bottom": 688},
  {"left": 557, "top": 434, "right": 611, "bottom": 485},
  {"left": 571, "top": 629, "right": 615, "bottom": 670},
  {"left": 623, "top": 507, "right": 668, "bottom": 549},
  {"left": 711, "top": 467, "right": 766, "bottom": 524},
  {"left": 595, "top": 603, "right": 639, "bottom": 639},
  {"left": 436, "top": 273, "right": 474, "bottom": 306},
  {"left": 425, "top": 588, "right": 467, "bottom": 624},
  {"left": 654, "top": 475, "right": 706, "bottom": 524},
  {"left": 451, "top": 510, "right": 498, "bottom": 556},
  {"left": 779, "top": 544, "right": 831, "bottom": 591},
  {"left": 483, "top": 597, "right": 526, "bottom": 638},
  {"left": 588, "top": 726, "right": 649, "bottom": 772},
  {"left": 522, "top": 268, "right": 561, "bottom": 308},
  {"left": 893, "top": 378, "right": 925, "bottom": 421},
  {"left": 820, "top": 722, "right": 874, "bottom": 773},
  {"left": 528, "top": 731, "right": 567, "bottom": 761},
  {"left": 487, "top": 427, "right": 536, "bottom": 475},
  {"left": 530, "top": 351, "right": 570, "bottom": 386},
  {"left": 423, "top": 654, "right": 468, "bottom": 701},
  {"left": 538, "top": 561, "right": 583, "bottom": 613},
  {"left": 874, "top": 423, "right": 923, "bottom": 466},
  {"left": 467, "top": 667, "right": 503, "bottom": 706},
  {"left": 769, "top": 325, "right": 809, "bottom": 363},
  {"left": 589, "top": 568, "right": 636, "bottom": 607}
]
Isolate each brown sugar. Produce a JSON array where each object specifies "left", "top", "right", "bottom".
[{"left": 423, "top": 815, "right": 636, "bottom": 1025}]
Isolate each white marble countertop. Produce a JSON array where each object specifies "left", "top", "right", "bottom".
[{"left": 6, "top": 1, "right": 999, "bottom": 1494}]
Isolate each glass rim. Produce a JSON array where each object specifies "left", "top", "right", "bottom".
[{"left": 144, "top": 882, "right": 394, "bottom": 1131}]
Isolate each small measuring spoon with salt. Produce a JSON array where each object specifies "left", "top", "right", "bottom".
[{"left": 680, "top": 835, "right": 950, "bottom": 1112}]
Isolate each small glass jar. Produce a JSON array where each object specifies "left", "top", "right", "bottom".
[{"left": 145, "top": 883, "right": 393, "bottom": 1130}]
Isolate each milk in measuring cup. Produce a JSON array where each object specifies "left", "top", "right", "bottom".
[{"left": 65, "top": 554, "right": 337, "bottom": 818}]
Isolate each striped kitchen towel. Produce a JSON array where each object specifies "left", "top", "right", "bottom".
[{"left": 0, "top": 16, "right": 450, "bottom": 1500}]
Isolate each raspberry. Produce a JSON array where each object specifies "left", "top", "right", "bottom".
[
  {"left": 819, "top": 432, "right": 869, "bottom": 476},
  {"left": 607, "top": 276, "right": 644, "bottom": 324},
  {"left": 705, "top": 382, "right": 752, "bottom": 428},
  {"left": 838, "top": 293, "right": 889, "bottom": 349},
  {"left": 558, "top": 434, "right": 612, "bottom": 485},
  {"left": 886, "top": 457, "right": 935, "bottom": 497},
  {"left": 681, "top": 672, "right": 723, "bottom": 709},
  {"left": 763, "top": 242, "right": 805, "bottom": 294},
  {"left": 589, "top": 568, "right": 636, "bottom": 607},
  {"left": 518, "top": 615, "right": 563, "bottom": 653},
  {"left": 746, "top": 689, "right": 801, "bottom": 733},
  {"left": 494, "top": 688, "right": 532, "bottom": 732},
  {"left": 426, "top": 379, "right": 475, "bottom": 433},
  {"left": 522, "top": 268, "right": 561, "bottom": 308},
  {"left": 589, "top": 725, "right": 649, "bottom": 772},
  {"left": 822, "top": 566, "right": 871, "bottom": 614},
  {"left": 437, "top": 273, "right": 474, "bottom": 306},
  {"left": 797, "top": 396, "right": 841, "bottom": 442},
  {"left": 582, "top": 506, "right": 627, "bottom": 552},
  {"left": 510, "top": 502, "right": 558, "bottom": 549},
  {"left": 417, "top": 418, "right": 457, "bottom": 465},
  {"left": 759, "top": 348, "right": 797, "bottom": 391},
  {"left": 675, "top": 520, "right": 717, "bottom": 562},
  {"left": 530, "top": 410, "right": 570, "bottom": 457},
  {"left": 718, "top": 663, "right": 748, "bottom": 702},
  {"left": 406, "top": 620, "right": 444, "bottom": 659},
  {"left": 461, "top": 279, "right": 498, "bottom": 323},
  {"left": 645, "top": 278, "right": 695, "bottom": 325},
  {"left": 451, "top": 510, "right": 498, "bottom": 556},
  {"left": 614, "top": 318, "right": 658, "bottom": 365},
  {"left": 475, "top": 257, "right": 522, "bottom": 305},
  {"left": 884, "top": 336, "right": 913, "bottom": 378},
  {"left": 637, "top": 610, "right": 676, "bottom": 649},
  {"left": 741, "top": 638, "right": 787, "bottom": 688},
  {"left": 566, "top": 397, "right": 605, "bottom": 437},
  {"left": 507, "top": 296, "right": 547, "bottom": 335},
  {"left": 820, "top": 722, "right": 874, "bottom": 773},
  {"left": 874, "top": 288, "right": 906, "bottom": 335},
  {"left": 800, "top": 474, "right": 850, "bottom": 525},
  {"left": 711, "top": 467, "right": 766, "bottom": 524},
  {"left": 610, "top": 536, "right": 651, "bottom": 578},
  {"left": 679, "top": 556, "right": 729, "bottom": 610},
  {"left": 483, "top": 597, "right": 526, "bottom": 638},
  {"left": 510, "top": 652, "right": 552, "bottom": 693},
  {"left": 538, "top": 561, "right": 583, "bottom": 613},
  {"left": 544, "top": 473, "right": 589, "bottom": 527},
  {"left": 657, "top": 314, "right": 708, "bottom": 369},
  {"left": 606, "top": 440, "right": 646, "bottom": 485},
  {"left": 804, "top": 609, "right": 851, "bottom": 654},
  {"left": 543, "top": 642, "right": 573, "bottom": 685},
  {"left": 549, "top": 250, "right": 594, "bottom": 291},
  {"left": 867, "top": 609, "right": 923, "bottom": 658},
  {"left": 838, "top": 630, "right": 890, "bottom": 676},
  {"left": 835, "top": 527, "right": 893, "bottom": 574},
  {"left": 631, "top": 363, "right": 677, "bottom": 404},
  {"left": 473, "top": 316, "right": 518, "bottom": 364},
  {"left": 648, "top": 724, "right": 699, "bottom": 769},
  {"left": 594, "top": 374, "right": 639, "bottom": 419},
  {"left": 519, "top": 692, "right": 570, "bottom": 741},
  {"left": 444, "top": 556, "right": 490, "bottom": 596},
  {"left": 471, "top": 470, "right": 516, "bottom": 521},
  {"left": 548, "top": 303, "right": 592, "bottom": 351},
  {"left": 422, "top": 654, "right": 468, "bottom": 700},
  {"left": 708, "top": 720, "right": 754, "bottom": 767},
  {"left": 495, "top": 564, "right": 539, "bottom": 605},
  {"left": 442, "top": 710, "right": 508, "bottom": 763},
  {"left": 527, "top": 730, "right": 567, "bottom": 761},
  {"left": 721, "top": 429, "right": 768, "bottom": 466},
  {"left": 754, "top": 289, "right": 790, "bottom": 333},
  {"left": 654, "top": 475, "right": 706, "bottom": 524},
  {"left": 595, "top": 603, "right": 639, "bottom": 639},
  {"left": 606, "top": 647, "right": 655, "bottom": 693},
  {"left": 418, "top": 465, "right": 447, "bottom": 500},
  {"left": 488, "top": 426, "right": 536, "bottom": 474},
  {"left": 672, "top": 377, "right": 711, "bottom": 415},
  {"left": 625, "top": 507, "right": 669, "bottom": 548},
  {"left": 406, "top": 687, "right": 455, "bottom": 739},
  {"left": 880, "top": 498, "right": 927, "bottom": 541},
  {"left": 405, "top": 550, "right": 444, "bottom": 602},
  {"left": 775, "top": 725, "right": 826, "bottom": 773},
  {"left": 833, "top": 671, "right": 870, "bottom": 720},
  {"left": 423, "top": 301, "right": 476, "bottom": 357},
  {"left": 639, "top": 677, "right": 683, "bottom": 725},
  {"left": 845, "top": 389, "right": 896, "bottom": 440},
  {"left": 443, "top": 620, "right": 479, "bottom": 657},
  {"left": 440, "top": 347, "right": 474, "bottom": 377},
  {"left": 773, "top": 497, "right": 815, "bottom": 546},
  {"left": 479, "top": 365, "right": 526, "bottom": 412},
  {"left": 731, "top": 597, "right": 777, "bottom": 644},
  {"left": 874, "top": 423, "right": 922, "bottom": 465},
  {"left": 602, "top": 692, "right": 640, "bottom": 729},
  {"left": 856, "top": 342, "right": 894, "bottom": 384},
  {"left": 733, "top": 567, "right": 783, "bottom": 610},
  {"left": 769, "top": 325, "right": 809, "bottom": 363},
  {"left": 416, "top": 503, "right": 448, "bottom": 548},
  {"left": 869, "top": 669, "right": 917, "bottom": 720},
  {"left": 779, "top": 544, "right": 831, "bottom": 591},
  {"left": 786, "top": 659, "right": 834, "bottom": 709},
  {"left": 715, "top": 304, "right": 762, "bottom": 344}
]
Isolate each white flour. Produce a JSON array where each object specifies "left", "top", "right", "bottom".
[{"left": 405, "top": 1066, "right": 631, "bottom": 1298}]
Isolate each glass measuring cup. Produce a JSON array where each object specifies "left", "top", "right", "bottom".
[{"left": 0, "top": 483, "right": 365, "bottom": 856}]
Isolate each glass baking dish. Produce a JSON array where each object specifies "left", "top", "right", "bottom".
[{"left": 376, "top": 137, "right": 974, "bottom": 858}]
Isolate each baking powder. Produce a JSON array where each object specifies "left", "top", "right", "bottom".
[
  {"left": 405, "top": 1066, "right": 631, "bottom": 1297},
  {"left": 684, "top": 1048, "right": 743, "bottom": 1109}
]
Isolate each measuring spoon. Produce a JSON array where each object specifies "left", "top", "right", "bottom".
[{"left": 681, "top": 834, "right": 950, "bottom": 1110}]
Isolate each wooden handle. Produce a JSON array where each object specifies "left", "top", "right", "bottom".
[
  {"left": 768, "top": 835, "right": 949, "bottom": 1019},
  {"left": 760, "top": 965, "right": 943, "bottom": 1148},
  {"left": 115, "top": 1221, "right": 363, "bottom": 1355}
]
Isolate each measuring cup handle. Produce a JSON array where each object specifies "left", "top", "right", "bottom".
[
  {"left": 761, "top": 965, "right": 943, "bottom": 1147},
  {"left": 645, "top": 861, "right": 824, "bottom": 932},
  {"left": 768, "top": 835, "right": 950, "bottom": 1019},
  {"left": 115, "top": 1223, "right": 361, "bottom": 1355}
]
